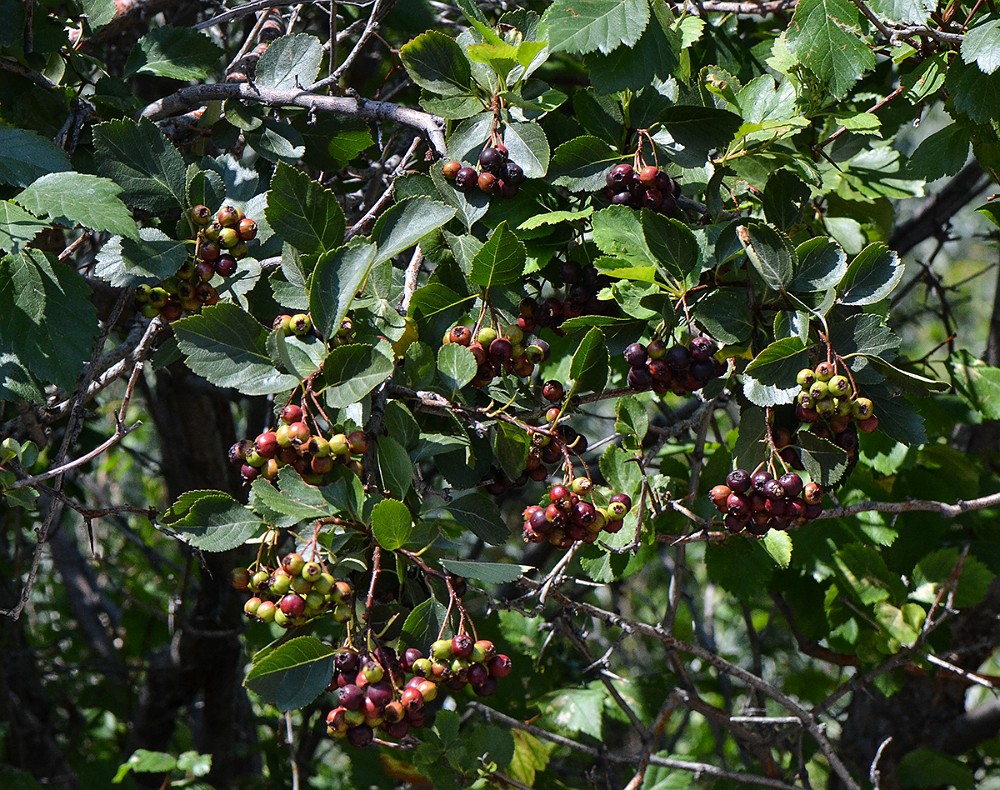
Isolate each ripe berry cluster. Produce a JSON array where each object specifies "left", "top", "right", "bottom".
[
  {"left": 443, "top": 324, "right": 550, "bottom": 388},
  {"left": 624, "top": 337, "right": 726, "bottom": 394},
  {"left": 604, "top": 163, "right": 681, "bottom": 215},
  {"left": 795, "top": 362, "right": 878, "bottom": 434},
  {"left": 709, "top": 469, "right": 824, "bottom": 537},
  {"left": 517, "top": 261, "right": 616, "bottom": 333},
  {"left": 522, "top": 479, "right": 631, "bottom": 547},
  {"left": 326, "top": 646, "right": 436, "bottom": 747},
  {"left": 522, "top": 413, "right": 589, "bottom": 483},
  {"left": 134, "top": 204, "right": 258, "bottom": 322},
  {"left": 236, "top": 553, "right": 353, "bottom": 629},
  {"left": 442, "top": 143, "right": 525, "bottom": 199},
  {"left": 228, "top": 404, "right": 367, "bottom": 484}
]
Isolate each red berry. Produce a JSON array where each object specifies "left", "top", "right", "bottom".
[
  {"left": 442, "top": 160, "right": 462, "bottom": 180},
  {"left": 542, "top": 380, "right": 564, "bottom": 402}
]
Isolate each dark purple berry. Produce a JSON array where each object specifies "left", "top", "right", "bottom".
[
  {"left": 454, "top": 167, "right": 478, "bottom": 191},
  {"left": 503, "top": 161, "right": 524, "bottom": 185},
  {"left": 726, "top": 469, "right": 751, "bottom": 493},
  {"left": 624, "top": 343, "right": 647, "bottom": 366},
  {"left": 778, "top": 473, "right": 803, "bottom": 498}
]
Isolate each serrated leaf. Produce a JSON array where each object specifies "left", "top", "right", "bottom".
[
  {"left": 584, "top": 2, "right": 679, "bottom": 94},
  {"left": 0, "top": 127, "right": 71, "bottom": 188},
  {"left": 592, "top": 205, "right": 650, "bottom": 262},
  {"left": 443, "top": 492, "right": 510, "bottom": 545},
  {"left": 400, "top": 31, "right": 472, "bottom": 95},
  {"left": 439, "top": 559, "right": 528, "bottom": 584},
  {"left": 705, "top": 539, "right": 773, "bottom": 600},
  {"left": 838, "top": 243, "right": 904, "bottom": 306},
  {"left": 266, "top": 162, "right": 345, "bottom": 255},
  {"left": 437, "top": 343, "right": 477, "bottom": 394},
  {"left": 905, "top": 124, "right": 970, "bottom": 181},
  {"left": 93, "top": 228, "right": 189, "bottom": 286},
  {"left": 372, "top": 197, "right": 456, "bottom": 265},
  {"left": 737, "top": 223, "right": 795, "bottom": 292},
  {"left": 269, "top": 332, "right": 325, "bottom": 380},
  {"left": 695, "top": 287, "right": 753, "bottom": 344},
  {"left": 0, "top": 353, "right": 42, "bottom": 404},
  {"left": 493, "top": 421, "right": 530, "bottom": 480},
  {"left": 570, "top": 327, "right": 609, "bottom": 394},
  {"left": 503, "top": 121, "right": 549, "bottom": 178},
  {"left": 518, "top": 206, "right": 593, "bottom": 231},
  {"left": 93, "top": 119, "right": 187, "bottom": 212},
  {"left": 541, "top": 0, "right": 649, "bottom": 55},
  {"left": 549, "top": 136, "right": 618, "bottom": 192},
  {"left": 470, "top": 221, "right": 526, "bottom": 287},
  {"left": 430, "top": 165, "right": 489, "bottom": 232},
  {"left": 371, "top": 498, "right": 412, "bottom": 550},
  {"left": 791, "top": 237, "right": 847, "bottom": 292},
  {"left": 798, "top": 432, "right": 849, "bottom": 486},
  {"left": 113, "top": 749, "right": 177, "bottom": 783},
  {"left": 399, "top": 597, "right": 449, "bottom": 649},
  {"left": 660, "top": 105, "right": 742, "bottom": 161},
  {"left": 125, "top": 27, "right": 223, "bottom": 80},
  {"left": 742, "top": 337, "right": 808, "bottom": 406},
  {"left": 173, "top": 303, "right": 299, "bottom": 396},
  {"left": 244, "top": 636, "right": 335, "bottom": 712},
  {"left": 599, "top": 445, "right": 641, "bottom": 494},
  {"left": 164, "top": 491, "right": 263, "bottom": 551},
  {"left": 961, "top": 17, "right": 1000, "bottom": 76},
  {"left": 0, "top": 201, "right": 46, "bottom": 254},
  {"left": 17, "top": 173, "right": 138, "bottom": 240},
  {"left": 763, "top": 529, "right": 793, "bottom": 568},
  {"left": 615, "top": 396, "right": 648, "bottom": 443},
  {"left": 867, "top": 0, "right": 934, "bottom": 24},
  {"left": 256, "top": 33, "right": 323, "bottom": 90},
  {"left": 864, "top": 356, "right": 946, "bottom": 394},
  {"left": 946, "top": 57, "right": 1000, "bottom": 125},
  {"left": 947, "top": 350, "right": 1000, "bottom": 420},
  {"left": 250, "top": 468, "right": 333, "bottom": 527},
  {"left": 897, "top": 749, "right": 975, "bottom": 790},
  {"left": 786, "top": 0, "right": 876, "bottom": 98},
  {"left": 80, "top": 0, "right": 116, "bottom": 28},
  {"left": 642, "top": 211, "right": 700, "bottom": 288},
  {"left": 309, "top": 240, "right": 377, "bottom": 340},
  {"left": 542, "top": 687, "right": 605, "bottom": 739},
  {"left": 317, "top": 343, "right": 394, "bottom": 408},
  {"left": 376, "top": 436, "right": 413, "bottom": 500}
]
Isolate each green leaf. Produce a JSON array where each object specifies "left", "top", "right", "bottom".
[
  {"left": 371, "top": 498, "right": 413, "bottom": 550},
  {"left": 738, "top": 223, "right": 795, "bottom": 292},
  {"left": 913, "top": 548, "right": 995, "bottom": 608},
  {"left": 266, "top": 162, "right": 345, "bottom": 255},
  {"left": 309, "top": 240, "right": 377, "bottom": 340},
  {"left": 439, "top": 559, "right": 528, "bottom": 584},
  {"left": 570, "top": 327, "right": 609, "bottom": 394},
  {"left": 470, "top": 221, "right": 526, "bottom": 287},
  {"left": 615, "top": 396, "right": 648, "bottom": 443},
  {"left": 244, "top": 636, "right": 335, "bottom": 712},
  {"left": 80, "top": 0, "right": 116, "bottom": 28},
  {"left": 829, "top": 313, "right": 899, "bottom": 358},
  {"left": 584, "top": 2, "right": 679, "bottom": 94},
  {"left": 905, "top": 124, "right": 971, "bottom": 182},
  {"left": 0, "top": 353, "right": 42, "bottom": 404},
  {"left": 0, "top": 127, "right": 71, "bottom": 188},
  {"left": 317, "top": 343, "right": 394, "bottom": 408},
  {"left": 502, "top": 122, "right": 549, "bottom": 179},
  {"left": 763, "top": 529, "right": 793, "bottom": 568},
  {"left": 400, "top": 31, "right": 472, "bottom": 95},
  {"left": 92, "top": 119, "right": 187, "bottom": 212},
  {"left": 695, "top": 288, "right": 753, "bottom": 344},
  {"left": 430, "top": 166, "right": 489, "bottom": 233},
  {"left": 125, "top": 27, "right": 223, "bottom": 80},
  {"left": 376, "top": 436, "right": 413, "bottom": 499},
  {"left": 508, "top": 731, "right": 552, "bottom": 787},
  {"left": 897, "top": 748, "right": 975, "bottom": 790},
  {"left": 256, "top": 33, "right": 323, "bottom": 90},
  {"left": 798, "top": 432, "right": 849, "bottom": 487},
  {"left": 518, "top": 206, "right": 593, "bottom": 231},
  {"left": 742, "top": 337, "right": 809, "bottom": 406},
  {"left": 866, "top": 0, "right": 933, "bottom": 25},
  {"left": 493, "top": 421, "right": 530, "bottom": 480},
  {"left": 838, "top": 243, "right": 904, "bottom": 306},
  {"left": 541, "top": 0, "right": 650, "bottom": 55},
  {"left": 163, "top": 491, "right": 263, "bottom": 552},
  {"left": 549, "top": 136, "right": 618, "bottom": 192},
  {"left": 659, "top": 105, "right": 742, "bottom": 162},
  {"left": 17, "top": 173, "right": 138, "bottom": 240},
  {"left": 864, "top": 356, "right": 947, "bottom": 395},
  {"left": 961, "top": 16, "right": 1000, "bottom": 76},
  {"left": 268, "top": 332, "right": 325, "bottom": 380},
  {"left": 947, "top": 350, "right": 1000, "bottom": 420},
  {"left": 399, "top": 597, "right": 449, "bottom": 649},
  {"left": 113, "top": 750, "right": 177, "bottom": 783},
  {"left": 372, "top": 197, "right": 456, "bottom": 265},
  {"left": 0, "top": 201, "right": 46, "bottom": 254},
  {"left": 250, "top": 468, "right": 334, "bottom": 527},
  {"left": 592, "top": 206, "right": 651, "bottom": 262},
  {"left": 173, "top": 303, "right": 300, "bottom": 396},
  {"left": 542, "top": 687, "right": 605, "bottom": 739},
  {"left": 0, "top": 250, "right": 99, "bottom": 390},
  {"left": 786, "top": 0, "right": 876, "bottom": 99},
  {"left": 443, "top": 492, "right": 510, "bottom": 545},
  {"left": 705, "top": 539, "right": 773, "bottom": 600},
  {"left": 642, "top": 211, "right": 700, "bottom": 288},
  {"left": 437, "top": 343, "right": 477, "bottom": 394},
  {"left": 791, "top": 237, "right": 847, "bottom": 292},
  {"left": 93, "top": 228, "right": 189, "bottom": 287},
  {"left": 946, "top": 57, "right": 1000, "bottom": 124},
  {"left": 599, "top": 445, "right": 641, "bottom": 494},
  {"left": 762, "top": 170, "right": 810, "bottom": 230}
]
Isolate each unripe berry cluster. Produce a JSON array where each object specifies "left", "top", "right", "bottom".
[
  {"left": 795, "top": 362, "right": 878, "bottom": 434},
  {"left": 326, "top": 646, "right": 439, "bottom": 746},
  {"left": 709, "top": 469, "right": 824, "bottom": 537},
  {"left": 235, "top": 553, "right": 353, "bottom": 629},
  {"left": 421, "top": 635, "right": 512, "bottom": 697},
  {"left": 442, "top": 144, "right": 525, "bottom": 199},
  {"left": 444, "top": 323, "right": 550, "bottom": 388},
  {"left": 134, "top": 265, "right": 219, "bottom": 322},
  {"left": 604, "top": 163, "right": 681, "bottom": 215},
  {"left": 522, "top": 415, "right": 590, "bottom": 483},
  {"left": 271, "top": 313, "right": 355, "bottom": 346},
  {"left": 228, "top": 403, "right": 367, "bottom": 484},
  {"left": 517, "top": 261, "right": 616, "bottom": 333},
  {"left": 624, "top": 337, "right": 726, "bottom": 394},
  {"left": 522, "top": 480, "right": 631, "bottom": 547}
]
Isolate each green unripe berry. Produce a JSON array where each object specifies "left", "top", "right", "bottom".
[
  {"left": 328, "top": 433, "right": 350, "bottom": 457},
  {"left": 302, "top": 561, "right": 323, "bottom": 582},
  {"left": 852, "top": 397, "right": 875, "bottom": 420},
  {"left": 249, "top": 570, "right": 269, "bottom": 591},
  {"left": 608, "top": 501, "right": 629, "bottom": 519},
  {"left": 827, "top": 375, "right": 851, "bottom": 397},
  {"left": 808, "top": 381, "right": 829, "bottom": 401},
  {"left": 149, "top": 287, "right": 170, "bottom": 309},
  {"left": 571, "top": 477, "right": 593, "bottom": 496},
  {"left": 256, "top": 600, "right": 277, "bottom": 623},
  {"left": 135, "top": 284, "right": 152, "bottom": 303},
  {"left": 243, "top": 596, "right": 262, "bottom": 616},
  {"left": 431, "top": 639, "right": 454, "bottom": 660},
  {"left": 475, "top": 327, "right": 497, "bottom": 346},
  {"left": 362, "top": 660, "right": 384, "bottom": 683},
  {"left": 815, "top": 398, "right": 836, "bottom": 417},
  {"left": 291, "top": 313, "right": 312, "bottom": 335},
  {"left": 218, "top": 227, "right": 240, "bottom": 249},
  {"left": 273, "top": 609, "right": 291, "bottom": 628},
  {"left": 313, "top": 572, "right": 334, "bottom": 595},
  {"left": 291, "top": 576, "right": 312, "bottom": 594},
  {"left": 814, "top": 361, "right": 835, "bottom": 382},
  {"left": 269, "top": 569, "right": 293, "bottom": 595},
  {"left": 283, "top": 552, "right": 305, "bottom": 575},
  {"left": 796, "top": 368, "right": 817, "bottom": 388}
]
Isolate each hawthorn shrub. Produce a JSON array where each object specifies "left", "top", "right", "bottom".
[{"left": 1, "top": 1, "right": 1000, "bottom": 788}]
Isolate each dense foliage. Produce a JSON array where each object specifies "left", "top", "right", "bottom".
[{"left": 2, "top": 0, "right": 1000, "bottom": 788}]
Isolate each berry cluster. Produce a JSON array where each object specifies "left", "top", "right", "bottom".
[
  {"left": 709, "top": 469, "right": 824, "bottom": 537},
  {"left": 442, "top": 143, "right": 525, "bottom": 199},
  {"left": 517, "top": 261, "right": 616, "bottom": 333},
  {"left": 522, "top": 480, "right": 631, "bottom": 547},
  {"left": 444, "top": 324, "right": 550, "bottom": 388},
  {"left": 795, "top": 362, "right": 877, "bottom": 434},
  {"left": 624, "top": 337, "right": 726, "bottom": 394},
  {"left": 236, "top": 553, "right": 353, "bottom": 629},
  {"left": 523, "top": 414, "right": 589, "bottom": 483},
  {"left": 604, "top": 163, "right": 680, "bottom": 215},
  {"left": 326, "top": 647, "right": 434, "bottom": 747},
  {"left": 134, "top": 204, "right": 258, "bottom": 321},
  {"left": 271, "top": 313, "right": 355, "bottom": 346},
  {"left": 420, "top": 635, "right": 511, "bottom": 696},
  {"left": 228, "top": 404, "right": 367, "bottom": 484}
]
